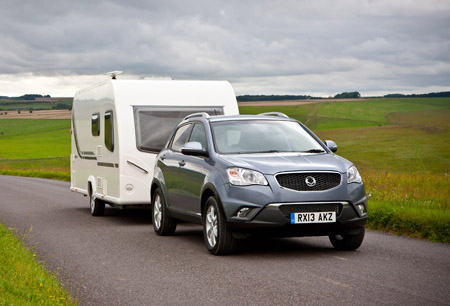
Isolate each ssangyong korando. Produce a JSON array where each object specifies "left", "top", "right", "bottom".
[{"left": 151, "top": 112, "right": 367, "bottom": 255}]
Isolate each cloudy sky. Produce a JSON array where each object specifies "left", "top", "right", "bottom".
[{"left": 1, "top": 0, "right": 449, "bottom": 97}]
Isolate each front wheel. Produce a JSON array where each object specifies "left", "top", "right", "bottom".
[
  {"left": 329, "top": 227, "right": 365, "bottom": 250},
  {"left": 90, "top": 192, "right": 105, "bottom": 216},
  {"left": 152, "top": 188, "right": 177, "bottom": 236},
  {"left": 203, "top": 196, "right": 236, "bottom": 255}
]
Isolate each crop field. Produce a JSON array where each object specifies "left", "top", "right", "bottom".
[
  {"left": 0, "top": 119, "right": 71, "bottom": 180},
  {"left": 0, "top": 98, "right": 449, "bottom": 242}
]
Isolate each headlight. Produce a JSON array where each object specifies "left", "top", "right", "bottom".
[
  {"left": 347, "top": 165, "right": 362, "bottom": 184},
  {"left": 227, "top": 167, "right": 268, "bottom": 186}
]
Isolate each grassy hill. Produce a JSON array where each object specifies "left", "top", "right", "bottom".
[{"left": 241, "top": 98, "right": 450, "bottom": 242}]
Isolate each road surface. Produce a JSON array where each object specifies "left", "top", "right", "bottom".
[{"left": 0, "top": 176, "right": 449, "bottom": 305}]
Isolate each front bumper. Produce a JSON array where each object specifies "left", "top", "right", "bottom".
[
  {"left": 227, "top": 200, "right": 367, "bottom": 237},
  {"left": 217, "top": 182, "right": 368, "bottom": 237}
]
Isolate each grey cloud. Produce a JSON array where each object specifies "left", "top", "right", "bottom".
[{"left": 0, "top": 0, "right": 449, "bottom": 95}]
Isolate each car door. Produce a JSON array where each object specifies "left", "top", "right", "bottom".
[
  {"left": 178, "top": 122, "right": 210, "bottom": 216},
  {"left": 160, "top": 123, "right": 193, "bottom": 213}
]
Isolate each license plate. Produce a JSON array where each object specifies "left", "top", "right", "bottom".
[{"left": 290, "top": 212, "right": 336, "bottom": 224}]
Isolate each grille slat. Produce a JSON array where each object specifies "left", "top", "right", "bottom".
[{"left": 276, "top": 172, "right": 341, "bottom": 191}]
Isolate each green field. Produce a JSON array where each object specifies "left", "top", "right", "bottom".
[
  {"left": 0, "top": 120, "right": 71, "bottom": 180},
  {"left": 0, "top": 98, "right": 449, "bottom": 242}
]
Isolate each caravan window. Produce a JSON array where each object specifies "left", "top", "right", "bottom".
[
  {"left": 105, "top": 111, "right": 114, "bottom": 152},
  {"left": 91, "top": 113, "right": 100, "bottom": 136},
  {"left": 134, "top": 106, "right": 223, "bottom": 153}
]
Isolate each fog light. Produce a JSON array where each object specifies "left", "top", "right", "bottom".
[
  {"left": 237, "top": 207, "right": 252, "bottom": 218},
  {"left": 357, "top": 204, "right": 366, "bottom": 214}
]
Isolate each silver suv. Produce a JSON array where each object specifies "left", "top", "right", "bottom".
[{"left": 151, "top": 112, "right": 367, "bottom": 255}]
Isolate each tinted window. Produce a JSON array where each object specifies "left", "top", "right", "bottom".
[
  {"left": 170, "top": 124, "right": 192, "bottom": 152},
  {"left": 134, "top": 106, "right": 223, "bottom": 153},
  {"left": 211, "top": 120, "right": 324, "bottom": 154},
  {"left": 189, "top": 123, "right": 207, "bottom": 150},
  {"left": 91, "top": 113, "right": 100, "bottom": 136},
  {"left": 105, "top": 111, "right": 114, "bottom": 152}
]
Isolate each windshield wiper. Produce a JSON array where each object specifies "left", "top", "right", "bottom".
[
  {"left": 246, "top": 150, "right": 280, "bottom": 154},
  {"left": 301, "top": 149, "right": 325, "bottom": 153}
]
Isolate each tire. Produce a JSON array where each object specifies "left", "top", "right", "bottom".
[
  {"left": 152, "top": 188, "right": 177, "bottom": 236},
  {"left": 89, "top": 191, "right": 105, "bottom": 216},
  {"left": 329, "top": 227, "right": 365, "bottom": 250},
  {"left": 203, "top": 196, "right": 236, "bottom": 255}
]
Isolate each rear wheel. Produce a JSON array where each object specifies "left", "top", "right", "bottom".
[
  {"left": 89, "top": 190, "right": 105, "bottom": 216},
  {"left": 152, "top": 188, "right": 177, "bottom": 236},
  {"left": 203, "top": 196, "right": 236, "bottom": 255},
  {"left": 329, "top": 227, "right": 365, "bottom": 250}
]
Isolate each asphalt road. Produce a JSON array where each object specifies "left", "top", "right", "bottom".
[{"left": 1, "top": 176, "right": 449, "bottom": 306}]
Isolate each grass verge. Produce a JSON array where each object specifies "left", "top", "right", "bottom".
[
  {"left": 0, "top": 224, "right": 76, "bottom": 305},
  {"left": 0, "top": 170, "right": 70, "bottom": 181},
  {"left": 368, "top": 200, "right": 450, "bottom": 243}
]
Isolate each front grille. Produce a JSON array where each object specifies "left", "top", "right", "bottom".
[
  {"left": 276, "top": 172, "right": 341, "bottom": 191},
  {"left": 278, "top": 203, "right": 343, "bottom": 218}
]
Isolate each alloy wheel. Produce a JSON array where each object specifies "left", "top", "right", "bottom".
[{"left": 205, "top": 205, "right": 218, "bottom": 247}]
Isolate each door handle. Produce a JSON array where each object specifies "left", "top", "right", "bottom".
[{"left": 179, "top": 160, "right": 186, "bottom": 167}]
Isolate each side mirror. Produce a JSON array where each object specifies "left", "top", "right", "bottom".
[
  {"left": 325, "top": 140, "right": 338, "bottom": 153},
  {"left": 181, "top": 142, "right": 208, "bottom": 157}
]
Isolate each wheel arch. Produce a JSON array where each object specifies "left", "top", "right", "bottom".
[
  {"left": 150, "top": 179, "right": 161, "bottom": 200},
  {"left": 201, "top": 184, "right": 224, "bottom": 217},
  {"left": 87, "top": 175, "right": 96, "bottom": 197}
]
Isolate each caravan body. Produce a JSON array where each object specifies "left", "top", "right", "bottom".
[{"left": 70, "top": 79, "right": 239, "bottom": 206}]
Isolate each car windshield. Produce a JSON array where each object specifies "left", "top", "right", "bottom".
[{"left": 211, "top": 120, "right": 325, "bottom": 154}]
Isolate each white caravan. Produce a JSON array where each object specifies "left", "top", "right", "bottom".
[{"left": 70, "top": 78, "right": 239, "bottom": 215}]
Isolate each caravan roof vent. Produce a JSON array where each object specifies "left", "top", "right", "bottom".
[{"left": 104, "top": 71, "right": 123, "bottom": 80}]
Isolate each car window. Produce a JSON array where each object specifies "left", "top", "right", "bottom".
[
  {"left": 211, "top": 120, "right": 324, "bottom": 154},
  {"left": 170, "top": 124, "right": 192, "bottom": 152},
  {"left": 189, "top": 123, "right": 207, "bottom": 150}
]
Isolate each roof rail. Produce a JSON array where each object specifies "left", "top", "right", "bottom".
[
  {"left": 258, "top": 112, "right": 289, "bottom": 118},
  {"left": 183, "top": 112, "right": 211, "bottom": 120}
]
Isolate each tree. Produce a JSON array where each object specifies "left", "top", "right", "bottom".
[{"left": 334, "top": 92, "right": 361, "bottom": 99}]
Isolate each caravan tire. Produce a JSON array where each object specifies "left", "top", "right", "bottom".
[
  {"left": 90, "top": 192, "right": 105, "bottom": 216},
  {"left": 152, "top": 188, "right": 177, "bottom": 236}
]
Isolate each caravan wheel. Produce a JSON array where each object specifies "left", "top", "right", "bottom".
[{"left": 90, "top": 192, "right": 105, "bottom": 216}]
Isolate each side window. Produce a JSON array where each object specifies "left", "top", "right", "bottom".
[
  {"left": 189, "top": 123, "right": 207, "bottom": 150},
  {"left": 91, "top": 113, "right": 100, "bottom": 136},
  {"left": 170, "top": 124, "right": 192, "bottom": 152},
  {"left": 104, "top": 111, "right": 114, "bottom": 152}
]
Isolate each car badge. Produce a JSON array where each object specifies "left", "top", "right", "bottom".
[{"left": 305, "top": 176, "right": 316, "bottom": 187}]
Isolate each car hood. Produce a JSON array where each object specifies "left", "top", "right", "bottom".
[{"left": 218, "top": 153, "right": 351, "bottom": 174}]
